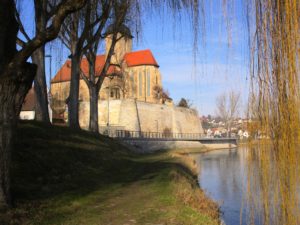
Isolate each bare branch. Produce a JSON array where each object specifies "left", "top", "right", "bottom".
[
  {"left": 215, "top": 90, "right": 240, "bottom": 136},
  {"left": 116, "top": 34, "right": 125, "bottom": 42},
  {"left": 81, "top": 2, "right": 111, "bottom": 54},
  {"left": 15, "top": 10, "right": 31, "bottom": 42},
  {"left": 79, "top": 68, "right": 91, "bottom": 87},
  {"left": 11, "top": 0, "right": 87, "bottom": 66},
  {"left": 59, "top": 25, "right": 71, "bottom": 48},
  {"left": 16, "top": 37, "right": 26, "bottom": 48}
]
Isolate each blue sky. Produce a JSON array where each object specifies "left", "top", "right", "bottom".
[
  {"left": 21, "top": 0, "right": 250, "bottom": 116},
  {"left": 134, "top": 0, "right": 250, "bottom": 116}
]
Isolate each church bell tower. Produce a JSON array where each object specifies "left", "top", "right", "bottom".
[{"left": 104, "top": 25, "right": 133, "bottom": 65}]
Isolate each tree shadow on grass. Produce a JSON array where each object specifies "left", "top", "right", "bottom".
[
  {"left": 0, "top": 121, "right": 210, "bottom": 225},
  {"left": 11, "top": 121, "right": 180, "bottom": 204}
]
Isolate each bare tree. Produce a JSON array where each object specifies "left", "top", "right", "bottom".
[
  {"left": 177, "top": 98, "right": 192, "bottom": 108},
  {"left": 216, "top": 91, "right": 240, "bottom": 137},
  {"left": 80, "top": 0, "right": 128, "bottom": 133},
  {"left": 59, "top": 0, "right": 113, "bottom": 129},
  {"left": 31, "top": 1, "right": 50, "bottom": 123},
  {"left": 153, "top": 85, "right": 171, "bottom": 104},
  {"left": 59, "top": 11, "right": 84, "bottom": 129},
  {"left": 117, "top": 70, "right": 131, "bottom": 99},
  {"left": 57, "top": 0, "right": 202, "bottom": 129},
  {"left": 0, "top": 0, "right": 86, "bottom": 209}
]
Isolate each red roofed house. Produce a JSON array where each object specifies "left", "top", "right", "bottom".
[
  {"left": 51, "top": 25, "right": 169, "bottom": 118},
  {"left": 20, "top": 88, "right": 53, "bottom": 122},
  {"left": 20, "top": 88, "right": 36, "bottom": 120}
]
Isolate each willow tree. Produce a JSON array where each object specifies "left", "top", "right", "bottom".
[
  {"left": 245, "top": 0, "right": 300, "bottom": 224},
  {"left": 0, "top": 0, "right": 86, "bottom": 209}
]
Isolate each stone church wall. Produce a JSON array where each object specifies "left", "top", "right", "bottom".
[
  {"left": 51, "top": 64, "right": 163, "bottom": 115},
  {"left": 78, "top": 99, "right": 203, "bottom": 134}
]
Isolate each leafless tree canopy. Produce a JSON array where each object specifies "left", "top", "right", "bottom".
[
  {"left": 177, "top": 98, "right": 192, "bottom": 108},
  {"left": 216, "top": 90, "right": 240, "bottom": 135}
]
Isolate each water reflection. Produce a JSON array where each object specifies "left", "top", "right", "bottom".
[{"left": 196, "top": 148, "right": 261, "bottom": 225}]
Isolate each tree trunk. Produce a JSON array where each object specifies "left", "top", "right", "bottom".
[
  {"left": 0, "top": 63, "right": 36, "bottom": 209},
  {"left": 227, "top": 121, "right": 232, "bottom": 138},
  {"left": 0, "top": 0, "right": 36, "bottom": 209},
  {"left": 0, "top": 0, "right": 87, "bottom": 210},
  {"left": 32, "top": 47, "right": 50, "bottom": 123},
  {"left": 89, "top": 85, "right": 99, "bottom": 132},
  {"left": 68, "top": 53, "right": 80, "bottom": 129}
]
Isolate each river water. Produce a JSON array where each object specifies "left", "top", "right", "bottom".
[
  {"left": 195, "top": 148, "right": 261, "bottom": 225},
  {"left": 196, "top": 147, "right": 300, "bottom": 225}
]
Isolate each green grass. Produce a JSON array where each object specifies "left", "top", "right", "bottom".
[{"left": 1, "top": 121, "right": 219, "bottom": 225}]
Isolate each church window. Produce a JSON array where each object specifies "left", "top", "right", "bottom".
[
  {"left": 130, "top": 71, "right": 135, "bottom": 97},
  {"left": 115, "top": 89, "right": 120, "bottom": 99},
  {"left": 147, "top": 69, "right": 151, "bottom": 96},
  {"left": 110, "top": 88, "right": 120, "bottom": 99},
  {"left": 139, "top": 71, "right": 143, "bottom": 96}
]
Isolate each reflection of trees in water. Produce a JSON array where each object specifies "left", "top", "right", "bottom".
[
  {"left": 246, "top": 0, "right": 300, "bottom": 224},
  {"left": 246, "top": 146, "right": 300, "bottom": 225},
  {"left": 199, "top": 149, "right": 242, "bottom": 204},
  {"left": 198, "top": 149, "right": 250, "bottom": 224},
  {"left": 198, "top": 147, "right": 300, "bottom": 225}
]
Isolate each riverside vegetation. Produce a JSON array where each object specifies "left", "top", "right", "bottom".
[{"left": 0, "top": 121, "right": 219, "bottom": 225}]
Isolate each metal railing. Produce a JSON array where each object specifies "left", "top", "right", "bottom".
[
  {"left": 115, "top": 130, "right": 207, "bottom": 140},
  {"left": 99, "top": 126, "right": 125, "bottom": 137}
]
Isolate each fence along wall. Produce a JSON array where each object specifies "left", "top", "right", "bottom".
[{"left": 78, "top": 99, "right": 203, "bottom": 134}]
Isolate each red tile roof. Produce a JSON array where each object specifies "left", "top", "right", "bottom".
[
  {"left": 21, "top": 88, "right": 36, "bottom": 111},
  {"left": 51, "top": 49, "right": 159, "bottom": 83},
  {"left": 51, "top": 55, "right": 120, "bottom": 83},
  {"left": 124, "top": 49, "right": 159, "bottom": 67}
]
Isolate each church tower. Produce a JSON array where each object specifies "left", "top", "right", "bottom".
[{"left": 104, "top": 25, "right": 133, "bottom": 65}]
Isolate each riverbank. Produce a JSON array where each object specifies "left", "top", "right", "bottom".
[
  {"left": 0, "top": 121, "right": 219, "bottom": 225},
  {"left": 123, "top": 140, "right": 237, "bottom": 153}
]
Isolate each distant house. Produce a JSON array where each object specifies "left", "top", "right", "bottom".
[
  {"left": 206, "top": 128, "right": 213, "bottom": 137},
  {"left": 20, "top": 88, "right": 52, "bottom": 122},
  {"left": 20, "top": 88, "right": 36, "bottom": 120}
]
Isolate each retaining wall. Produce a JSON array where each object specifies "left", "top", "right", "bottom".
[{"left": 79, "top": 99, "right": 203, "bottom": 134}]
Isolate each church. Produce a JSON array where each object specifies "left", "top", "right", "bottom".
[
  {"left": 51, "top": 25, "right": 172, "bottom": 115},
  {"left": 51, "top": 25, "right": 202, "bottom": 134}
]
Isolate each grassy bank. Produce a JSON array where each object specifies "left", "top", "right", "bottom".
[{"left": 1, "top": 121, "right": 219, "bottom": 225}]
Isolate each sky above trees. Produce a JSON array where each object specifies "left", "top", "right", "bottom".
[
  {"left": 138, "top": 0, "right": 249, "bottom": 116},
  {"left": 21, "top": 0, "right": 249, "bottom": 116}
]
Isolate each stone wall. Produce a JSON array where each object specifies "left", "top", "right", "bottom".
[
  {"left": 122, "top": 140, "right": 205, "bottom": 153},
  {"left": 78, "top": 99, "right": 203, "bottom": 134},
  {"left": 120, "top": 140, "right": 237, "bottom": 153}
]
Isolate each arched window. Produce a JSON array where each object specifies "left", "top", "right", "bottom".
[
  {"left": 147, "top": 69, "right": 151, "bottom": 96},
  {"left": 139, "top": 71, "right": 143, "bottom": 96},
  {"left": 130, "top": 71, "right": 134, "bottom": 97},
  {"left": 110, "top": 87, "right": 120, "bottom": 99}
]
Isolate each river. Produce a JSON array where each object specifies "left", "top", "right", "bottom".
[
  {"left": 195, "top": 148, "right": 261, "bottom": 225},
  {"left": 197, "top": 149, "right": 251, "bottom": 225}
]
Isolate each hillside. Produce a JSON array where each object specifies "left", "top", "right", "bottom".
[{"left": 1, "top": 121, "right": 218, "bottom": 225}]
